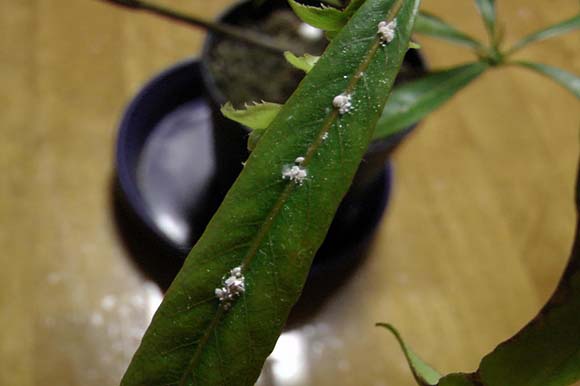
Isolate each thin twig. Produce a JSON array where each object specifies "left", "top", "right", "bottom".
[{"left": 101, "top": 0, "right": 299, "bottom": 54}]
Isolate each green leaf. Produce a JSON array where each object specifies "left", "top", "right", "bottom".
[
  {"left": 344, "top": 0, "right": 366, "bottom": 16},
  {"left": 377, "top": 323, "right": 441, "bottom": 386},
  {"left": 409, "top": 41, "right": 421, "bottom": 49},
  {"left": 373, "top": 62, "right": 488, "bottom": 141},
  {"left": 474, "top": 0, "right": 497, "bottom": 41},
  {"left": 283, "top": 51, "right": 320, "bottom": 73},
  {"left": 414, "top": 11, "right": 484, "bottom": 50},
  {"left": 247, "top": 130, "right": 264, "bottom": 152},
  {"left": 508, "top": 14, "right": 580, "bottom": 54},
  {"left": 288, "top": 0, "right": 348, "bottom": 31},
  {"left": 220, "top": 101, "right": 282, "bottom": 130},
  {"left": 320, "top": 0, "right": 344, "bottom": 7},
  {"left": 304, "top": 0, "right": 366, "bottom": 39},
  {"left": 120, "top": 0, "right": 421, "bottom": 385},
  {"left": 436, "top": 374, "right": 479, "bottom": 386},
  {"left": 514, "top": 61, "right": 580, "bottom": 99},
  {"left": 221, "top": 102, "right": 283, "bottom": 151}
]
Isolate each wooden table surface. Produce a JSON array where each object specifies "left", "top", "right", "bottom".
[{"left": 1, "top": 0, "right": 579, "bottom": 385}]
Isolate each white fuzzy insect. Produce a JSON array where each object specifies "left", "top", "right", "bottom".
[
  {"left": 294, "top": 156, "right": 305, "bottom": 164},
  {"left": 377, "top": 19, "right": 397, "bottom": 43},
  {"left": 332, "top": 93, "right": 352, "bottom": 115},
  {"left": 282, "top": 164, "right": 308, "bottom": 185},
  {"left": 215, "top": 266, "right": 245, "bottom": 310}
]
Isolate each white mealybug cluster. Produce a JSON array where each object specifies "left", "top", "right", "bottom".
[
  {"left": 215, "top": 266, "right": 245, "bottom": 310},
  {"left": 282, "top": 164, "right": 308, "bottom": 185},
  {"left": 322, "top": 132, "right": 329, "bottom": 141},
  {"left": 295, "top": 156, "right": 305, "bottom": 164},
  {"left": 333, "top": 93, "right": 352, "bottom": 115},
  {"left": 377, "top": 19, "right": 397, "bottom": 43}
]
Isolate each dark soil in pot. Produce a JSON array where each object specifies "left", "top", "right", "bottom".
[
  {"left": 207, "top": 7, "right": 326, "bottom": 107},
  {"left": 205, "top": 2, "right": 425, "bottom": 107}
]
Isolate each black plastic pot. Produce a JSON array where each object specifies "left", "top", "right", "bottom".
[{"left": 114, "top": 0, "right": 426, "bottom": 322}]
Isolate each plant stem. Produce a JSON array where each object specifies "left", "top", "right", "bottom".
[{"left": 101, "top": 0, "right": 297, "bottom": 54}]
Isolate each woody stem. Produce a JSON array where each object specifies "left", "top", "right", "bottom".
[{"left": 100, "top": 0, "right": 297, "bottom": 54}]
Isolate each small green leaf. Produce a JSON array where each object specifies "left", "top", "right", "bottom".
[
  {"left": 320, "top": 0, "right": 344, "bottom": 7},
  {"left": 373, "top": 62, "right": 488, "bottom": 140},
  {"left": 220, "top": 101, "right": 282, "bottom": 130},
  {"left": 221, "top": 102, "right": 283, "bottom": 151},
  {"left": 283, "top": 51, "right": 320, "bottom": 73},
  {"left": 344, "top": 0, "right": 366, "bottom": 16},
  {"left": 514, "top": 61, "right": 580, "bottom": 98},
  {"left": 508, "top": 14, "right": 580, "bottom": 54},
  {"left": 288, "top": 0, "right": 348, "bottom": 31},
  {"left": 409, "top": 41, "right": 422, "bottom": 49},
  {"left": 120, "top": 0, "right": 422, "bottom": 385},
  {"left": 414, "top": 11, "right": 484, "bottom": 50},
  {"left": 377, "top": 323, "right": 441, "bottom": 386},
  {"left": 474, "top": 0, "right": 497, "bottom": 42},
  {"left": 247, "top": 129, "right": 264, "bottom": 151}
]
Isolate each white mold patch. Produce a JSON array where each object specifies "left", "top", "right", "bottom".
[
  {"left": 215, "top": 266, "right": 245, "bottom": 310},
  {"left": 377, "top": 19, "right": 397, "bottom": 44},
  {"left": 332, "top": 93, "right": 352, "bottom": 115},
  {"left": 282, "top": 164, "right": 308, "bottom": 185}
]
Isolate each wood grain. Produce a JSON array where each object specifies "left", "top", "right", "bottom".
[{"left": 0, "top": 0, "right": 578, "bottom": 385}]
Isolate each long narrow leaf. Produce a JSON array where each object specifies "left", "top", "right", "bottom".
[
  {"left": 514, "top": 61, "right": 580, "bottom": 98},
  {"left": 414, "top": 11, "right": 484, "bottom": 50},
  {"left": 508, "top": 14, "right": 580, "bottom": 54},
  {"left": 120, "top": 0, "right": 421, "bottom": 385},
  {"left": 474, "top": 0, "right": 496, "bottom": 41},
  {"left": 373, "top": 62, "right": 488, "bottom": 141}
]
